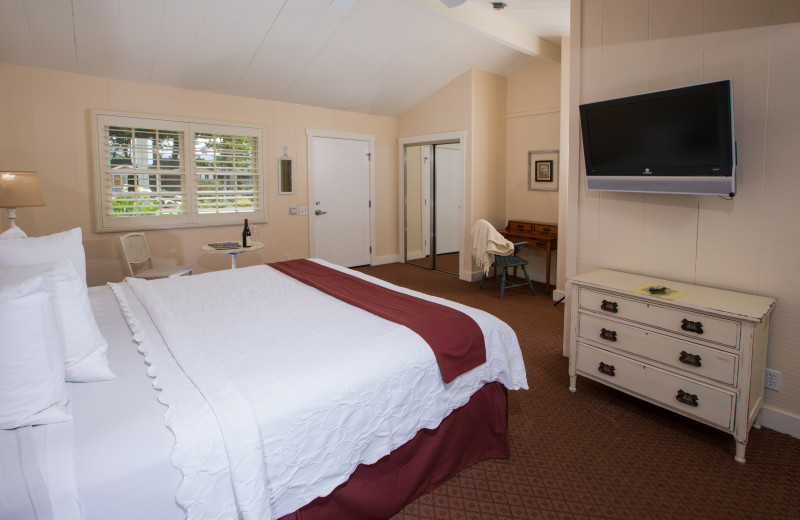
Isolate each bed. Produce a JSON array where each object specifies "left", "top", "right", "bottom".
[{"left": 0, "top": 227, "right": 528, "bottom": 520}]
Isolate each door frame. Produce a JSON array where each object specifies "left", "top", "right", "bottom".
[
  {"left": 398, "top": 131, "right": 467, "bottom": 276},
  {"left": 307, "top": 129, "right": 376, "bottom": 265}
]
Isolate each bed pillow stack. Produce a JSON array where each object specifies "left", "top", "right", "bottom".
[{"left": 0, "top": 227, "right": 115, "bottom": 429}]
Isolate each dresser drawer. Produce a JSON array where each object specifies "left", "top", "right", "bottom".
[
  {"left": 576, "top": 343, "right": 735, "bottom": 430},
  {"left": 534, "top": 223, "right": 557, "bottom": 234},
  {"left": 507, "top": 221, "right": 532, "bottom": 233},
  {"left": 577, "top": 313, "right": 738, "bottom": 385},
  {"left": 579, "top": 288, "right": 740, "bottom": 348}
]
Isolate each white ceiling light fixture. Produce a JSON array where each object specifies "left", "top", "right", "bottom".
[
  {"left": 491, "top": 2, "right": 508, "bottom": 10},
  {"left": 329, "top": 0, "right": 356, "bottom": 8},
  {"left": 440, "top": 0, "right": 468, "bottom": 7}
]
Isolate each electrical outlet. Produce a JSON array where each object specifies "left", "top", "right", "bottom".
[
  {"left": 283, "top": 254, "right": 289, "bottom": 261},
  {"left": 765, "top": 369, "right": 781, "bottom": 391},
  {"left": 289, "top": 206, "right": 297, "bottom": 215},
  {"left": 299, "top": 207, "right": 308, "bottom": 216}
]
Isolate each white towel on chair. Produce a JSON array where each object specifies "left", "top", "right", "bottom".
[{"left": 471, "top": 219, "right": 514, "bottom": 275}]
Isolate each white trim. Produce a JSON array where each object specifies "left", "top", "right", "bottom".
[
  {"left": 760, "top": 406, "right": 800, "bottom": 439},
  {"left": 374, "top": 254, "right": 402, "bottom": 265},
  {"left": 563, "top": 0, "right": 583, "bottom": 357},
  {"left": 398, "top": 131, "right": 467, "bottom": 278},
  {"left": 306, "top": 129, "right": 376, "bottom": 265}
]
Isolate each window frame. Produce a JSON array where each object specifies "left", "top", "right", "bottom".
[{"left": 92, "top": 110, "right": 267, "bottom": 233}]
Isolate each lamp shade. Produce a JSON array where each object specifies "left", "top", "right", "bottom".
[{"left": 0, "top": 171, "right": 45, "bottom": 208}]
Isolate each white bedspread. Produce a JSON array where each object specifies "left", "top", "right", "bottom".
[{"left": 111, "top": 260, "right": 528, "bottom": 520}]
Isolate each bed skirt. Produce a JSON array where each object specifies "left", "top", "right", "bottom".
[{"left": 279, "top": 381, "right": 509, "bottom": 520}]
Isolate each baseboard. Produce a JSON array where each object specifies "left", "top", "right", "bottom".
[
  {"left": 760, "top": 406, "right": 800, "bottom": 439},
  {"left": 374, "top": 255, "right": 401, "bottom": 265},
  {"left": 553, "top": 289, "right": 565, "bottom": 303}
]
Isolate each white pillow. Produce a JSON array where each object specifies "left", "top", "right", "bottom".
[
  {"left": 0, "top": 227, "right": 86, "bottom": 284},
  {"left": 0, "top": 277, "right": 72, "bottom": 429},
  {"left": 0, "top": 226, "right": 28, "bottom": 240},
  {"left": 0, "top": 261, "right": 115, "bottom": 383}
]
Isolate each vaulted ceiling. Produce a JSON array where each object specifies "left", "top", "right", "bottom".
[{"left": 0, "top": 0, "right": 569, "bottom": 117}]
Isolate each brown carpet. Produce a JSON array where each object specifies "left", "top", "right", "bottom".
[{"left": 354, "top": 263, "right": 800, "bottom": 520}]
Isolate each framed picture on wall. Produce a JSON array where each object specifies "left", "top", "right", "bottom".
[{"left": 528, "top": 150, "right": 559, "bottom": 191}]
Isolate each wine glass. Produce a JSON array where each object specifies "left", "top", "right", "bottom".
[{"left": 249, "top": 223, "right": 260, "bottom": 244}]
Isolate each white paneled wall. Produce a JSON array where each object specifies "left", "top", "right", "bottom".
[{"left": 569, "top": 0, "right": 800, "bottom": 433}]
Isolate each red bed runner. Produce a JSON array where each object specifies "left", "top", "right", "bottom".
[{"left": 268, "top": 259, "right": 486, "bottom": 383}]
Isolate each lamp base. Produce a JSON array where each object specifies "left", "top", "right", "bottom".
[{"left": 6, "top": 207, "right": 18, "bottom": 228}]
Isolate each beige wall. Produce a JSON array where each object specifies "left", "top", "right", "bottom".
[
  {"left": 505, "top": 59, "right": 562, "bottom": 285},
  {"left": 568, "top": 0, "right": 800, "bottom": 432},
  {"left": 0, "top": 63, "right": 399, "bottom": 286},
  {"left": 471, "top": 70, "right": 508, "bottom": 229}
]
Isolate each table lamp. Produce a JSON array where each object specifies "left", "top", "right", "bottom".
[{"left": 0, "top": 171, "right": 46, "bottom": 228}]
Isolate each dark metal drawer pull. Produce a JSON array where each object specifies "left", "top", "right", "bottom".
[
  {"left": 681, "top": 319, "right": 704, "bottom": 334},
  {"left": 598, "top": 362, "right": 616, "bottom": 377},
  {"left": 676, "top": 389, "right": 699, "bottom": 407},
  {"left": 600, "top": 300, "right": 618, "bottom": 313},
  {"left": 600, "top": 328, "right": 617, "bottom": 342},
  {"left": 541, "top": 227, "right": 551, "bottom": 232},
  {"left": 679, "top": 351, "right": 702, "bottom": 367}
]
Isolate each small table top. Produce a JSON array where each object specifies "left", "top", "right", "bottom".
[
  {"left": 201, "top": 241, "right": 264, "bottom": 269},
  {"left": 201, "top": 241, "right": 265, "bottom": 254}
]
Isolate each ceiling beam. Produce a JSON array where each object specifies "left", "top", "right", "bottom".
[{"left": 409, "top": 0, "right": 561, "bottom": 63}]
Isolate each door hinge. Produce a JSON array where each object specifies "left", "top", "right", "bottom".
[
  {"left": 368, "top": 200, "right": 372, "bottom": 208},
  {"left": 366, "top": 153, "right": 372, "bottom": 161},
  {"left": 369, "top": 246, "right": 372, "bottom": 253}
]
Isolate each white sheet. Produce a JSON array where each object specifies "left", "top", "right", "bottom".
[
  {"left": 0, "top": 285, "right": 183, "bottom": 520},
  {"left": 113, "top": 260, "right": 527, "bottom": 520}
]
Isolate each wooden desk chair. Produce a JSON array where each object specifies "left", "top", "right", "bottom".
[
  {"left": 119, "top": 232, "right": 193, "bottom": 279},
  {"left": 479, "top": 242, "right": 535, "bottom": 300}
]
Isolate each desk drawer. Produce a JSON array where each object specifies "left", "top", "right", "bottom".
[
  {"left": 535, "top": 223, "right": 557, "bottom": 234},
  {"left": 577, "top": 313, "right": 738, "bottom": 385},
  {"left": 579, "top": 288, "right": 740, "bottom": 348},
  {"left": 507, "top": 221, "right": 533, "bottom": 233},
  {"left": 576, "top": 343, "right": 735, "bottom": 430}
]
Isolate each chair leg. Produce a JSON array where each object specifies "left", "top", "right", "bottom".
[
  {"left": 520, "top": 264, "right": 535, "bottom": 295},
  {"left": 500, "top": 267, "right": 508, "bottom": 300},
  {"left": 479, "top": 272, "right": 487, "bottom": 289}
]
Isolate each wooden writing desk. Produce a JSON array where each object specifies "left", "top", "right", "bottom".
[{"left": 500, "top": 220, "right": 558, "bottom": 295}]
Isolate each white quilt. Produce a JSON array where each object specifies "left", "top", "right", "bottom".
[{"left": 111, "top": 260, "right": 528, "bottom": 520}]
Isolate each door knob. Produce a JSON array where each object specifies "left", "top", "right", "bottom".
[{"left": 314, "top": 209, "right": 327, "bottom": 215}]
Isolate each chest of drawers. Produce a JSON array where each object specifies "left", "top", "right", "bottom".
[{"left": 567, "top": 269, "right": 775, "bottom": 463}]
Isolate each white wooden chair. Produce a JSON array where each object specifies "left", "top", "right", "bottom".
[{"left": 119, "top": 232, "right": 193, "bottom": 279}]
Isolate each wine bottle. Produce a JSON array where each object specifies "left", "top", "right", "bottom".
[{"left": 242, "top": 219, "right": 251, "bottom": 248}]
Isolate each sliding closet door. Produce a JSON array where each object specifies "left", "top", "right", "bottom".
[{"left": 404, "top": 141, "right": 462, "bottom": 276}]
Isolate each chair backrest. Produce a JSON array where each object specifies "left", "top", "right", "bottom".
[{"left": 119, "top": 232, "right": 153, "bottom": 277}]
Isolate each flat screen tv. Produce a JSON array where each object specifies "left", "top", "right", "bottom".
[{"left": 579, "top": 79, "right": 736, "bottom": 196}]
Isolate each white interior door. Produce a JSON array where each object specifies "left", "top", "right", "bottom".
[{"left": 309, "top": 136, "right": 371, "bottom": 267}]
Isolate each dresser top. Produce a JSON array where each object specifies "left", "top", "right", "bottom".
[{"left": 569, "top": 269, "right": 776, "bottom": 322}]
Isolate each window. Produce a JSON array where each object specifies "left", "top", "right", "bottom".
[{"left": 93, "top": 111, "right": 266, "bottom": 232}]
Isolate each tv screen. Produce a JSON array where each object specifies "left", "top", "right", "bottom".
[{"left": 579, "top": 80, "right": 735, "bottom": 196}]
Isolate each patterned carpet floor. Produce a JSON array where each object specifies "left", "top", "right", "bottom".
[{"left": 355, "top": 263, "right": 800, "bottom": 520}]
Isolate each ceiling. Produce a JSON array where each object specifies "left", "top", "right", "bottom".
[{"left": 0, "top": 0, "right": 569, "bottom": 117}]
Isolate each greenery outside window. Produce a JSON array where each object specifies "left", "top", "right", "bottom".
[{"left": 93, "top": 111, "right": 266, "bottom": 232}]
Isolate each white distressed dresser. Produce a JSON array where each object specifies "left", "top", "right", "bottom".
[{"left": 567, "top": 269, "right": 776, "bottom": 463}]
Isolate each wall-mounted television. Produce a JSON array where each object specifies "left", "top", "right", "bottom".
[{"left": 579, "top": 79, "right": 736, "bottom": 196}]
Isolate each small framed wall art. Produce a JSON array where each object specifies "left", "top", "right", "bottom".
[{"left": 528, "top": 150, "right": 559, "bottom": 191}]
